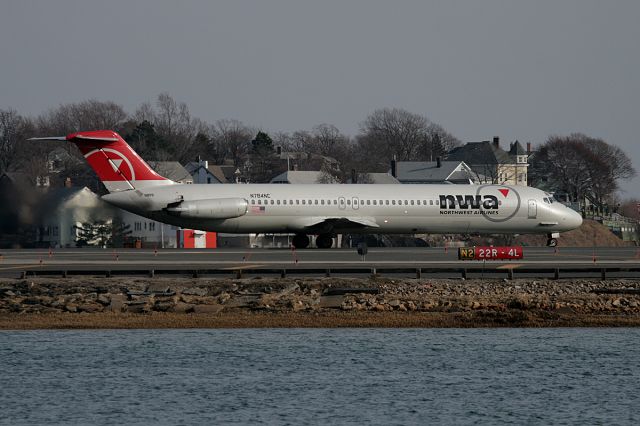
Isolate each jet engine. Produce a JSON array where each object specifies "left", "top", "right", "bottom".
[{"left": 165, "top": 198, "right": 248, "bottom": 219}]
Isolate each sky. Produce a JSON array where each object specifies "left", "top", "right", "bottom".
[{"left": 2, "top": 0, "right": 639, "bottom": 196}]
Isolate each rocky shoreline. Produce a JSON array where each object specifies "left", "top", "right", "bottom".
[{"left": 1, "top": 276, "right": 640, "bottom": 328}]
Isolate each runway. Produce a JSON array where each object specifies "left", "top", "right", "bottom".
[{"left": 1, "top": 247, "right": 640, "bottom": 279}]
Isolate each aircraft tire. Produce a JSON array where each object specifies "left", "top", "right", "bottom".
[
  {"left": 547, "top": 238, "right": 558, "bottom": 247},
  {"left": 315, "top": 234, "right": 333, "bottom": 249},
  {"left": 292, "top": 234, "right": 310, "bottom": 249}
]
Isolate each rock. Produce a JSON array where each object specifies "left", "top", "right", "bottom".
[
  {"left": 97, "top": 294, "right": 111, "bottom": 306},
  {"left": 373, "top": 304, "right": 386, "bottom": 311},
  {"left": 192, "top": 304, "right": 224, "bottom": 314},
  {"left": 171, "top": 302, "right": 195, "bottom": 314},
  {"left": 318, "top": 295, "right": 344, "bottom": 309},
  {"left": 124, "top": 301, "right": 148, "bottom": 313},
  {"left": 388, "top": 299, "right": 401, "bottom": 308},
  {"left": 65, "top": 304, "right": 78, "bottom": 313},
  {"left": 153, "top": 301, "right": 175, "bottom": 312},
  {"left": 182, "top": 287, "right": 208, "bottom": 296},
  {"left": 612, "top": 299, "right": 622, "bottom": 307},
  {"left": 218, "top": 292, "right": 231, "bottom": 304},
  {"left": 77, "top": 303, "right": 103, "bottom": 313},
  {"left": 108, "top": 294, "right": 127, "bottom": 312}
]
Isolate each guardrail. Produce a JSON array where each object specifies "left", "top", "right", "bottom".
[{"left": 14, "top": 266, "right": 640, "bottom": 280}]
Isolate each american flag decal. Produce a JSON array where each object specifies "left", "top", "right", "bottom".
[{"left": 251, "top": 206, "right": 266, "bottom": 214}]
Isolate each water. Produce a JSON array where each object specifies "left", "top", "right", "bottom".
[{"left": 0, "top": 329, "right": 638, "bottom": 425}]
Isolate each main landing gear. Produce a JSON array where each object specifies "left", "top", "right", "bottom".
[
  {"left": 291, "top": 233, "right": 334, "bottom": 249},
  {"left": 315, "top": 233, "right": 334, "bottom": 249},
  {"left": 546, "top": 232, "right": 559, "bottom": 247},
  {"left": 292, "top": 234, "right": 310, "bottom": 249}
]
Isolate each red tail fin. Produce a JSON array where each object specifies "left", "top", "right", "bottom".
[{"left": 65, "top": 130, "right": 172, "bottom": 192}]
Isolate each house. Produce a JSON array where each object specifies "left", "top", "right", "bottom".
[
  {"left": 446, "top": 137, "right": 529, "bottom": 186},
  {"left": 275, "top": 147, "right": 339, "bottom": 172},
  {"left": 391, "top": 159, "right": 478, "bottom": 184},
  {"left": 34, "top": 187, "right": 112, "bottom": 248},
  {"left": 270, "top": 170, "right": 338, "bottom": 184},
  {"left": 347, "top": 173, "right": 400, "bottom": 185},
  {"left": 148, "top": 161, "right": 193, "bottom": 184},
  {"left": 184, "top": 158, "right": 229, "bottom": 184}
]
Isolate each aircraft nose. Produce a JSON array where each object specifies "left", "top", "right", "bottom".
[{"left": 565, "top": 209, "right": 583, "bottom": 230}]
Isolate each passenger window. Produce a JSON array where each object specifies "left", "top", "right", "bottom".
[
  {"left": 270, "top": 200, "right": 274, "bottom": 205},
  {"left": 315, "top": 200, "right": 318, "bottom": 205},
  {"left": 251, "top": 199, "right": 255, "bottom": 205},
  {"left": 321, "top": 200, "right": 325, "bottom": 205},
  {"left": 385, "top": 200, "right": 389, "bottom": 205},
  {"left": 308, "top": 199, "right": 312, "bottom": 204},
  {"left": 258, "top": 200, "right": 262, "bottom": 205},
  {"left": 302, "top": 200, "right": 306, "bottom": 205},
  {"left": 373, "top": 200, "right": 377, "bottom": 205},
  {"left": 435, "top": 200, "right": 439, "bottom": 205},
  {"left": 430, "top": 200, "right": 433, "bottom": 205},
  {"left": 366, "top": 200, "right": 371, "bottom": 205},
  {"left": 410, "top": 200, "right": 414, "bottom": 205},
  {"left": 296, "top": 200, "right": 299, "bottom": 205},
  {"left": 404, "top": 200, "right": 408, "bottom": 205},
  {"left": 392, "top": 200, "right": 396, "bottom": 205},
  {"left": 347, "top": 200, "right": 351, "bottom": 205},
  {"left": 277, "top": 200, "right": 281, "bottom": 205}
]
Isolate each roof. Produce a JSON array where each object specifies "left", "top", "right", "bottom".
[
  {"left": 509, "top": 140, "right": 527, "bottom": 155},
  {"left": 364, "top": 173, "right": 400, "bottom": 184},
  {"left": 207, "top": 165, "right": 229, "bottom": 183},
  {"left": 278, "top": 151, "right": 338, "bottom": 165},
  {"left": 219, "top": 165, "right": 240, "bottom": 182},
  {"left": 393, "top": 161, "right": 476, "bottom": 183},
  {"left": 184, "top": 161, "right": 229, "bottom": 183},
  {"left": 37, "top": 186, "right": 107, "bottom": 214},
  {"left": 148, "top": 161, "right": 193, "bottom": 183},
  {"left": 270, "top": 170, "right": 336, "bottom": 184},
  {"left": 447, "top": 141, "right": 513, "bottom": 165}
]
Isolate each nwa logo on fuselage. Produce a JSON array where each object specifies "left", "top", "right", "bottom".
[{"left": 439, "top": 194, "right": 499, "bottom": 210}]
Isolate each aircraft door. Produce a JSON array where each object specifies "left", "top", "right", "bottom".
[
  {"left": 339, "top": 197, "right": 346, "bottom": 210},
  {"left": 528, "top": 199, "right": 537, "bottom": 219},
  {"left": 352, "top": 197, "right": 359, "bottom": 210}
]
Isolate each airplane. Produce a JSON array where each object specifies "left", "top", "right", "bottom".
[{"left": 30, "top": 130, "right": 583, "bottom": 248}]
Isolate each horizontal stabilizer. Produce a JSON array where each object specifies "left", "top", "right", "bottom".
[{"left": 28, "top": 136, "right": 67, "bottom": 141}]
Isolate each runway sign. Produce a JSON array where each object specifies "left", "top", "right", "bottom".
[{"left": 458, "top": 246, "right": 524, "bottom": 260}]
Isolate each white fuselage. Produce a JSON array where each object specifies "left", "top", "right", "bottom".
[{"left": 102, "top": 183, "right": 583, "bottom": 235}]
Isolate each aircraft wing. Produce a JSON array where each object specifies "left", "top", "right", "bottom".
[{"left": 291, "top": 216, "right": 380, "bottom": 233}]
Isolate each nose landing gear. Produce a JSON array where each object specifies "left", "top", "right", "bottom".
[{"left": 546, "top": 232, "right": 560, "bottom": 247}]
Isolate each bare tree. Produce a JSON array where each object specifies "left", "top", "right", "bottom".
[
  {"left": 129, "top": 93, "right": 208, "bottom": 162},
  {"left": 357, "top": 108, "right": 460, "bottom": 171},
  {"left": 0, "top": 109, "right": 31, "bottom": 173},
  {"left": 36, "top": 99, "right": 127, "bottom": 134},
  {"left": 531, "top": 133, "right": 636, "bottom": 205},
  {"left": 214, "top": 119, "right": 254, "bottom": 167}
]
